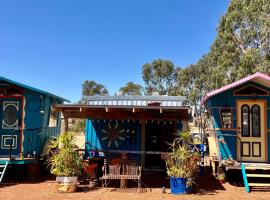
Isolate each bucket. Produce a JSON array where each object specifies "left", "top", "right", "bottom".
[{"left": 169, "top": 177, "right": 188, "bottom": 195}]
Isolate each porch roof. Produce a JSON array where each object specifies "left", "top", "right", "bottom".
[{"left": 55, "top": 105, "right": 189, "bottom": 121}]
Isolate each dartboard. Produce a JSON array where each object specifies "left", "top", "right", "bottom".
[{"left": 101, "top": 122, "right": 126, "bottom": 148}]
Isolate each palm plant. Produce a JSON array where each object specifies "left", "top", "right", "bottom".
[
  {"left": 163, "top": 131, "right": 200, "bottom": 178},
  {"left": 47, "top": 132, "right": 82, "bottom": 177}
]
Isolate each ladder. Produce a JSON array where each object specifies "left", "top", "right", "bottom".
[
  {"left": 216, "top": 130, "right": 234, "bottom": 161},
  {"left": 0, "top": 162, "right": 8, "bottom": 183},
  {"left": 241, "top": 163, "right": 270, "bottom": 192}
]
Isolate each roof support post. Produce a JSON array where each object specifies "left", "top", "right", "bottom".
[{"left": 64, "top": 117, "right": 69, "bottom": 132}]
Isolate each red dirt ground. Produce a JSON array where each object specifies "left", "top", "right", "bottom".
[{"left": 1, "top": 172, "right": 270, "bottom": 200}]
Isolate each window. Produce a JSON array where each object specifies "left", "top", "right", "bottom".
[
  {"left": 220, "top": 109, "right": 232, "bottom": 128},
  {"left": 48, "top": 106, "right": 58, "bottom": 127},
  {"left": 251, "top": 104, "right": 261, "bottom": 137},
  {"left": 241, "top": 104, "right": 250, "bottom": 137}
]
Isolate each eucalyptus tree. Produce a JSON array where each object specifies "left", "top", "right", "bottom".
[
  {"left": 142, "top": 59, "right": 177, "bottom": 95},
  {"left": 118, "top": 82, "right": 144, "bottom": 96}
]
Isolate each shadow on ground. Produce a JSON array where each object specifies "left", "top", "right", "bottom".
[{"left": 1, "top": 166, "right": 226, "bottom": 195}]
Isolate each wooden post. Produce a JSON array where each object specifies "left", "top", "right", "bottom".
[
  {"left": 141, "top": 120, "right": 146, "bottom": 169},
  {"left": 64, "top": 117, "right": 69, "bottom": 132}
]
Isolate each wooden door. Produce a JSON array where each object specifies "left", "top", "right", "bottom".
[
  {"left": 0, "top": 97, "right": 22, "bottom": 157},
  {"left": 237, "top": 100, "right": 267, "bottom": 162}
]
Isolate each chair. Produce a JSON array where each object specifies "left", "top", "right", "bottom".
[
  {"left": 122, "top": 165, "right": 142, "bottom": 190},
  {"left": 101, "top": 164, "right": 121, "bottom": 188}
]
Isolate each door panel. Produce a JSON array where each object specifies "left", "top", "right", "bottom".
[
  {"left": 237, "top": 101, "right": 266, "bottom": 162},
  {"left": 0, "top": 97, "right": 22, "bottom": 157}
]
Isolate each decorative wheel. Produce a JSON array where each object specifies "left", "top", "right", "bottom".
[{"left": 101, "top": 122, "right": 126, "bottom": 148}]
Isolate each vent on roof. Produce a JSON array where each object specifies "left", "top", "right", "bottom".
[{"left": 148, "top": 102, "right": 161, "bottom": 107}]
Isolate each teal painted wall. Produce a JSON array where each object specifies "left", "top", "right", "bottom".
[
  {"left": 205, "top": 81, "right": 270, "bottom": 162},
  {"left": 85, "top": 119, "right": 183, "bottom": 163},
  {"left": 23, "top": 90, "right": 63, "bottom": 156}
]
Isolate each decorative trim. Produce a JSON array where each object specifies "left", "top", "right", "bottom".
[
  {"left": 252, "top": 142, "right": 261, "bottom": 157},
  {"left": 233, "top": 84, "right": 269, "bottom": 96},
  {"left": 0, "top": 96, "right": 24, "bottom": 155},
  {"left": 1, "top": 135, "right": 17, "bottom": 149},
  {"left": 2, "top": 101, "right": 19, "bottom": 129}
]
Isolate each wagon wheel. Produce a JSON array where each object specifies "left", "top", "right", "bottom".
[{"left": 101, "top": 122, "right": 126, "bottom": 149}]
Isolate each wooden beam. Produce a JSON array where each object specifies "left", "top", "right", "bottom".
[{"left": 61, "top": 110, "right": 188, "bottom": 121}]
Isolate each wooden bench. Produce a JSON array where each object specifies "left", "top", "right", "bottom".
[{"left": 101, "top": 163, "right": 142, "bottom": 190}]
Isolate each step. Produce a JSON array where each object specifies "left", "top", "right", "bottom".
[
  {"left": 245, "top": 166, "right": 270, "bottom": 170},
  {"left": 247, "top": 174, "right": 270, "bottom": 178},
  {"left": 0, "top": 165, "right": 6, "bottom": 168},
  {"left": 249, "top": 183, "right": 270, "bottom": 187}
]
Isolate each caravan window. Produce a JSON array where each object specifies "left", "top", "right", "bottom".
[{"left": 220, "top": 108, "right": 232, "bottom": 129}]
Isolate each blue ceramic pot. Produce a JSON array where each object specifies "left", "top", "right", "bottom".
[{"left": 170, "top": 177, "right": 188, "bottom": 195}]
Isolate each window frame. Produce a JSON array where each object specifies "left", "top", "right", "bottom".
[
  {"left": 251, "top": 104, "right": 261, "bottom": 137},
  {"left": 219, "top": 108, "right": 233, "bottom": 129},
  {"left": 241, "top": 104, "right": 250, "bottom": 137}
]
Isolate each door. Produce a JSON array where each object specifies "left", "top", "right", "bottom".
[
  {"left": 0, "top": 97, "right": 22, "bottom": 158},
  {"left": 237, "top": 100, "right": 266, "bottom": 162},
  {"left": 145, "top": 122, "right": 164, "bottom": 169}
]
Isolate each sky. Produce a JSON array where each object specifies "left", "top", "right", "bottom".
[{"left": 0, "top": 0, "right": 230, "bottom": 103}]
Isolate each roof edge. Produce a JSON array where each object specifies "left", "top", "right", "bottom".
[
  {"left": 0, "top": 76, "right": 70, "bottom": 102},
  {"left": 201, "top": 72, "right": 270, "bottom": 106}
]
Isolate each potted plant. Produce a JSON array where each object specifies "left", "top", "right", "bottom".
[
  {"left": 47, "top": 132, "right": 82, "bottom": 193},
  {"left": 163, "top": 131, "right": 200, "bottom": 195}
]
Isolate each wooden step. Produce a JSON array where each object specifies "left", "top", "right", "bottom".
[
  {"left": 249, "top": 183, "right": 270, "bottom": 187},
  {"left": 247, "top": 174, "right": 270, "bottom": 178}
]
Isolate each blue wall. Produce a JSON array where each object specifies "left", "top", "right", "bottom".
[{"left": 22, "top": 89, "right": 63, "bottom": 156}]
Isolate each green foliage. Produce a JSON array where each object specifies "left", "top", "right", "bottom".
[
  {"left": 119, "top": 82, "right": 144, "bottom": 95},
  {"left": 163, "top": 131, "right": 200, "bottom": 178},
  {"left": 142, "top": 59, "right": 177, "bottom": 95},
  {"left": 47, "top": 132, "right": 82, "bottom": 177},
  {"left": 82, "top": 80, "right": 109, "bottom": 96},
  {"left": 176, "top": 0, "right": 270, "bottom": 116}
]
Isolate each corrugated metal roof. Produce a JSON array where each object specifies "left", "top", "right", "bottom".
[
  {"left": 0, "top": 76, "right": 69, "bottom": 102},
  {"left": 85, "top": 95, "right": 186, "bottom": 107}
]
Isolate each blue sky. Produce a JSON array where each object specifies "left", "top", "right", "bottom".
[{"left": 0, "top": 0, "right": 229, "bottom": 102}]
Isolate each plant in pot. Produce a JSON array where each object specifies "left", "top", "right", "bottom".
[
  {"left": 163, "top": 131, "right": 200, "bottom": 195},
  {"left": 47, "top": 132, "right": 82, "bottom": 193}
]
